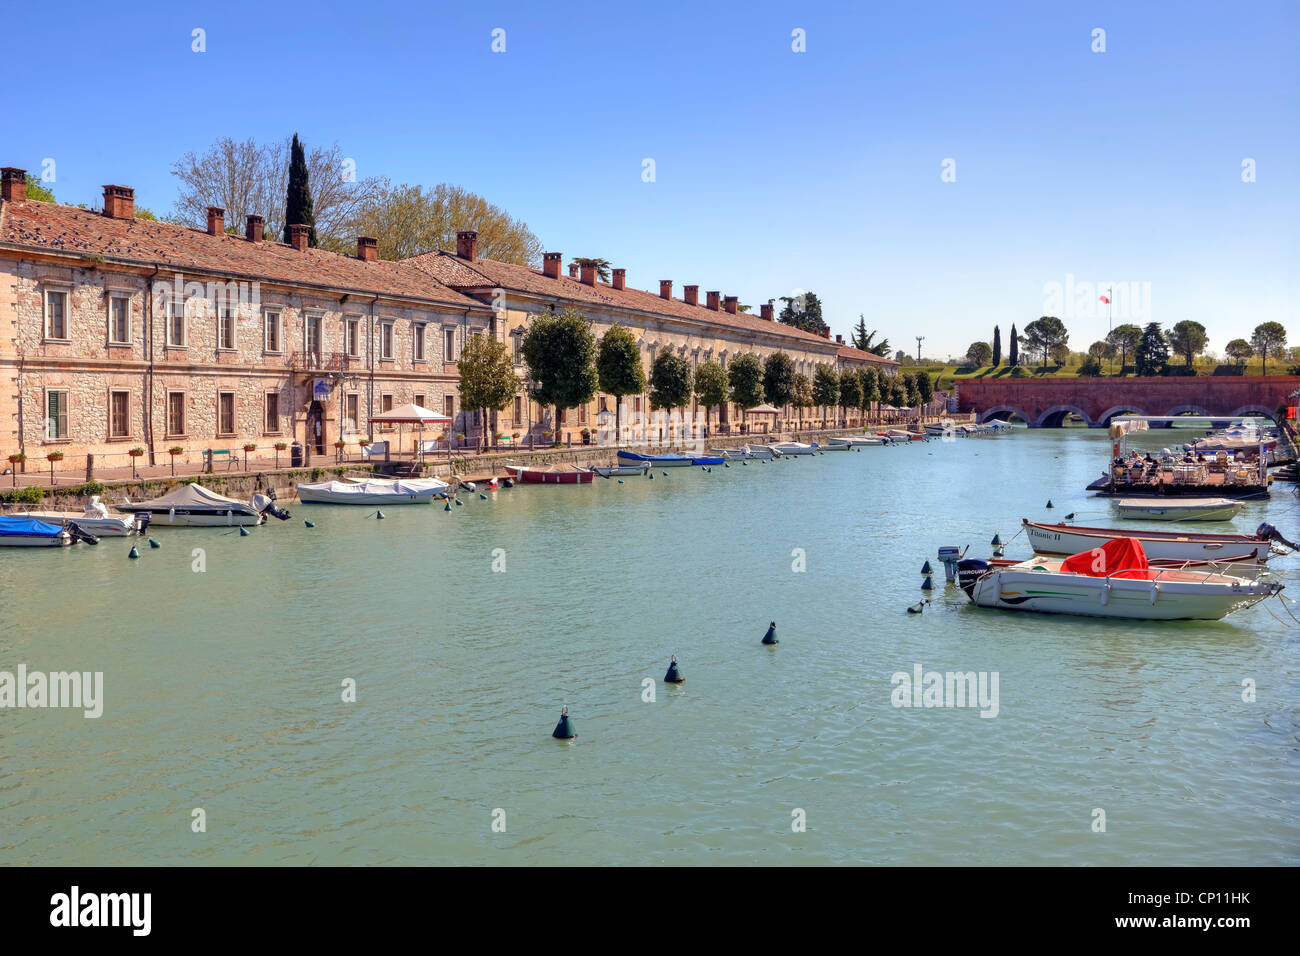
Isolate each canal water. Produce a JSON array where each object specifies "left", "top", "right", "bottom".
[{"left": 1, "top": 429, "right": 1297, "bottom": 865}]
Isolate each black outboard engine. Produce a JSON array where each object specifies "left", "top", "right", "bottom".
[
  {"left": 956, "top": 558, "right": 991, "bottom": 599},
  {"left": 251, "top": 492, "right": 292, "bottom": 521},
  {"left": 65, "top": 521, "right": 100, "bottom": 546},
  {"left": 1256, "top": 522, "right": 1299, "bottom": 552},
  {"left": 133, "top": 512, "right": 152, "bottom": 533}
]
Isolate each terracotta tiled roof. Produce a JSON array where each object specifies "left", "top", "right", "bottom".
[
  {"left": 0, "top": 198, "right": 486, "bottom": 309},
  {"left": 406, "top": 250, "right": 858, "bottom": 353},
  {"left": 837, "top": 344, "right": 898, "bottom": 366}
]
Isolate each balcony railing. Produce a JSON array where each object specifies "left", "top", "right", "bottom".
[{"left": 289, "top": 350, "right": 349, "bottom": 372}]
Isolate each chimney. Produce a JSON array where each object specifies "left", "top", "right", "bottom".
[
  {"left": 706, "top": 291, "right": 721, "bottom": 311},
  {"left": 1, "top": 167, "right": 26, "bottom": 202},
  {"left": 612, "top": 268, "right": 626, "bottom": 291},
  {"left": 543, "top": 252, "right": 562, "bottom": 278},
  {"left": 684, "top": 285, "right": 699, "bottom": 306},
  {"left": 288, "top": 224, "right": 310, "bottom": 251},
  {"left": 102, "top": 184, "right": 135, "bottom": 220},
  {"left": 357, "top": 236, "right": 378, "bottom": 261},
  {"left": 724, "top": 296, "right": 738, "bottom": 314},
  {"left": 579, "top": 262, "right": 597, "bottom": 286},
  {"left": 836, "top": 334, "right": 844, "bottom": 344},
  {"left": 659, "top": 280, "right": 672, "bottom": 300},
  {"left": 760, "top": 303, "right": 773, "bottom": 321},
  {"left": 821, "top": 328, "right": 830, "bottom": 339},
  {"left": 456, "top": 230, "right": 478, "bottom": 260},
  {"left": 206, "top": 206, "right": 225, "bottom": 236},
  {"left": 245, "top": 214, "right": 265, "bottom": 242},
  {"left": 568, "top": 263, "right": 579, "bottom": 279}
]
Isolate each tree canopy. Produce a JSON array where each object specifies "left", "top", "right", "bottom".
[
  {"left": 1021, "top": 316, "right": 1069, "bottom": 368},
  {"left": 596, "top": 324, "right": 646, "bottom": 437},
  {"left": 1224, "top": 338, "right": 1253, "bottom": 365},
  {"left": 762, "top": 352, "right": 798, "bottom": 408},
  {"left": 648, "top": 352, "right": 693, "bottom": 413},
  {"left": 521, "top": 308, "right": 598, "bottom": 435},
  {"left": 1135, "top": 322, "right": 1169, "bottom": 376},
  {"left": 1168, "top": 320, "right": 1208, "bottom": 366},
  {"left": 1106, "top": 324, "right": 1142, "bottom": 373},
  {"left": 727, "top": 354, "right": 765, "bottom": 413},
  {"left": 966, "top": 341, "right": 992, "bottom": 367},
  {"left": 812, "top": 364, "right": 840, "bottom": 413},
  {"left": 992, "top": 326, "right": 1002, "bottom": 366},
  {"left": 1251, "top": 322, "right": 1288, "bottom": 376},
  {"left": 283, "top": 133, "right": 317, "bottom": 246},
  {"left": 777, "top": 293, "right": 828, "bottom": 337},
  {"left": 457, "top": 332, "right": 518, "bottom": 435}
]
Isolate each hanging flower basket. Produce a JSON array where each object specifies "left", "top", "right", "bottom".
[
  {"left": 334, "top": 440, "right": 346, "bottom": 449},
  {"left": 274, "top": 441, "right": 288, "bottom": 451},
  {"left": 242, "top": 443, "right": 257, "bottom": 453},
  {"left": 127, "top": 447, "right": 145, "bottom": 457},
  {"left": 45, "top": 451, "right": 64, "bottom": 462},
  {"left": 168, "top": 446, "right": 183, "bottom": 456},
  {"left": 359, "top": 438, "right": 372, "bottom": 447},
  {"left": 8, "top": 453, "right": 25, "bottom": 464}
]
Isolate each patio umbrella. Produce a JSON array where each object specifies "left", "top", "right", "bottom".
[{"left": 368, "top": 403, "right": 452, "bottom": 464}]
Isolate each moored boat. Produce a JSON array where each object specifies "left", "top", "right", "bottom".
[
  {"left": 768, "top": 441, "right": 818, "bottom": 456},
  {"left": 15, "top": 496, "right": 147, "bottom": 536},
  {"left": 1112, "top": 497, "right": 1245, "bottom": 522},
  {"left": 822, "top": 438, "right": 853, "bottom": 450},
  {"left": 617, "top": 450, "right": 696, "bottom": 467},
  {"left": 691, "top": 456, "right": 725, "bottom": 466},
  {"left": 1021, "top": 518, "right": 1294, "bottom": 563},
  {"left": 591, "top": 462, "right": 650, "bottom": 478},
  {"left": 296, "top": 477, "right": 450, "bottom": 504},
  {"left": 958, "top": 536, "right": 1280, "bottom": 620},
  {"left": 505, "top": 463, "right": 594, "bottom": 484},
  {"left": 116, "top": 483, "right": 289, "bottom": 527},
  {"left": 0, "top": 515, "right": 74, "bottom": 547},
  {"left": 840, "top": 435, "right": 887, "bottom": 446}
]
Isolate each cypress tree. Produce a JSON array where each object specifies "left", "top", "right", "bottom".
[
  {"left": 1008, "top": 323, "right": 1019, "bottom": 366},
  {"left": 992, "top": 325, "right": 1002, "bottom": 366},
  {"left": 283, "top": 133, "right": 318, "bottom": 247}
]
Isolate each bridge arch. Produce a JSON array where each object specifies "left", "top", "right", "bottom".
[
  {"left": 1096, "top": 405, "right": 1149, "bottom": 426},
  {"left": 1229, "top": 405, "right": 1279, "bottom": 423},
  {"left": 978, "top": 405, "right": 1030, "bottom": 425},
  {"left": 1034, "top": 404, "right": 1093, "bottom": 428}
]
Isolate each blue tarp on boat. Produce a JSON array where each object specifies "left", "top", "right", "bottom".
[
  {"left": 0, "top": 515, "right": 63, "bottom": 538},
  {"left": 617, "top": 451, "right": 692, "bottom": 463},
  {"left": 692, "top": 457, "right": 725, "bottom": 465}
]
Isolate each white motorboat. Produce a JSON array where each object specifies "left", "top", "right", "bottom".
[
  {"left": 15, "top": 496, "right": 147, "bottom": 536},
  {"left": 767, "top": 442, "right": 819, "bottom": 456},
  {"left": 1021, "top": 518, "right": 1292, "bottom": 563},
  {"left": 296, "top": 477, "right": 449, "bottom": 504},
  {"left": 742, "top": 444, "right": 777, "bottom": 459},
  {"left": 716, "top": 445, "right": 777, "bottom": 460},
  {"left": 116, "top": 483, "right": 290, "bottom": 527},
  {"left": 0, "top": 515, "right": 74, "bottom": 547},
  {"left": 840, "top": 435, "right": 887, "bottom": 446},
  {"left": 822, "top": 438, "right": 853, "bottom": 450},
  {"left": 1113, "top": 497, "right": 1245, "bottom": 522},
  {"left": 591, "top": 462, "right": 650, "bottom": 478},
  {"left": 958, "top": 537, "right": 1281, "bottom": 620}
]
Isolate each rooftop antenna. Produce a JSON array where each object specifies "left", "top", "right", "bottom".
[{"left": 915, "top": 336, "right": 925, "bottom": 362}]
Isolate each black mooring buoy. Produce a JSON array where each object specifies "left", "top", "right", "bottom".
[
  {"left": 376, "top": 510, "right": 386, "bottom": 519},
  {"left": 239, "top": 526, "right": 250, "bottom": 536},
  {"left": 648, "top": 473, "right": 654, "bottom": 480},
  {"left": 148, "top": 538, "right": 160, "bottom": 549},
  {"left": 921, "top": 560, "right": 933, "bottom": 575},
  {"left": 1045, "top": 500, "right": 1053, "bottom": 509},
  {"left": 1064, "top": 512, "right": 1075, "bottom": 521},
  {"left": 479, "top": 493, "right": 487, "bottom": 500},
  {"left": 662, "top": 471, "right": 668, "bottom": 477},
  {"left": 907, "top": 601, "right": 927, "bottom": 614},
  {"left": 617, "top": 479, "right": 624, "bottom": 484},
  {"left": 664, "top": 655, "right": 684, "bottom": 683},
  {"left": 552, "top": 707, "right": 577, "bottom": 739},
  {"left": 921, "top": 575, "right": 934, "bottom": 591},
  {"left": 724, "top": 462, "right": 730, "bottom": 468},
  {"left": 304, "top": 520, "right": 315, "bottom": 528},
  {"left": 454, "top": 499, "right": 463, "bottom": 507},
  {"left": 128, "top": 546, "right": 140, "bottom": 559},
  {"left": 991, "top": 533, "right": 1002, "bottom": 547},
  {"left": 762, "top": 621, "right": 778, "bottom": 645},
  {"left": 444, "top": 501, "right": 452, "bottom": 511}
]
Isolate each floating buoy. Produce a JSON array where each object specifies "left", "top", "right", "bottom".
[
  {"left": 707, "top": 467, "right": 712, "bottom": 473},
  {"left": 762, "top": 621, "right": 778, "bottom": 645},
  {"left": 128, "top": 546, "right": 140, "bottom": 559},
  {"left": 376, "top": 510, "right": 386, "bottom": 520},
  {"left": 503, "top": 478, "right": 514, "bottom": 488},
  {"left": 701, "top": 466, "right": 707, "bottom": 472},
  {"left": 444, "top": 501, "right": 452, "bottom": 511},
  {"left": 1064, "top": 512, "right": 1075, "bottom": 521},
  {"left": 552, "top": 706, "right": 577, "bottom": 739},
  {"left": 148, "top": 538, "right": 160, "bottom": 549},
  {"left": 239, "top": 527, "right": 250, "bottom": 536},
  {"left": 741, "top": 461, "right": 747, "bottom": 466},
  {"left": 921, "top": 560, "right": 933, "bottom": 575},
  {"left": 1045, "top": 500, "right": 1053, "bottom": 509},
  {"left": 479, "top": 493, "right": 488, "bottom": 500},
  {"left": 921, "top": 575, "right": 934, "bottom": 591},
  {"left": 664, "top": 655, "right": 684, "bottom": 684},
  {"left": 662, "top": 471, "right": 668, "bottom": 477},
  {"left": 617, "top": 479, "right": 624, "bottom": 484},
  {"left": 724, "top": 462, "right": 730, "bottom": 468},
  {"left": 454, "top": 499, "right": 463, "bottom": 507},
  {"left": 993, "top": 546, "right": 1005, "bottom": 557},
  {"left": 907, "top": 601, "right": 927, "bottom": 614},
  {"left": 304, "top": 520, "right": 315, "bottom": 528},
  {"left": 991, "top": 533, "right": 1002, "bottom": 547},
  {"left": 648, "top": 473, "right": 654, "bottom": 480}
]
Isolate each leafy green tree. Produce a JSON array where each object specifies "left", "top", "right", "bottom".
[
  {"left": 763, "top": 352, "right": 798, "bottom": 409},
  {"left": 1135, "top": 322, "right": 1169, "bottom": 376},
  {"left": 915, "top": 370, "right": 934, "bottom": 421},
  {"left": 596, "top": 324, "right": 645, "bottom": 441},
  {"left": 522, "top": 308, "right": 598, "bottom": 444},
  {"left": 283, "top": 133, "right": 317, "bottom": 246},
  {"left": 1168, "top": 320, "right": 1208, "bottom": 366},
  {"left": 649, "top": 352, "right": 693, "bottom": 422},
  {"left": 777, "top": 293, "right": 828, "bottom": 337},
  {"left": 1008, "top": 324, "right": 1019, "bottom": 366},
  {"left": 1106, "top": 323, "right": 1142, "bottom": 375},
  {"left": 1087, "top": 340, "right": 1110, "bottom": 362},
  {"left": 965, "top": 341, "right": 992, "bottom": 367},
  {"left": 792, "top": 373, "right": 813, "bottom": 426},
  {"left": 992, "top": 326, "right": 1002, "bottom": 366},
  {"left": 858, "top": 368, "right": 879, "bottom": 421},
  {"left": 838, "top": 370, "right": 862, "bottom": 422},
  {"left": 889, "top": 378, "right": 907, "bottom": 411},
  {"left": 812, "top": 364, "right": 840, "bottom": 426},
  {"left": 1021, "top": 316, "right": 1069, "bottom": 369},
  {"left": 1224, "top": 338, "right": 1253, "bottom": 365},
  {"left": 1251, "top": 321, "right": 1288, "bottom": 376},
  {"left": 727, "top": 353, "right": 764, "bottom": 431},
  {"left": 850, "top": 315, "right": 891, "bottom": 356},
  {"left": 25, "top": 178, "right": 56, "bottom": 202},
  {"left": 904, "top": 371, "right": 921, "bottom": 410},
  {"left": 693, "top": 360, "right": 729, "bottom": 435},
  {"left": 457, "top": 332, "right": 518, "bottom": 446},
  {"left": 1078, "top": 355, "right": 1103, "bottom": 376}
]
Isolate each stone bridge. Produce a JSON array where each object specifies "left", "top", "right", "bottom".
[{"left": 955, "top": 376, "right": 1300, "bottom": 427}]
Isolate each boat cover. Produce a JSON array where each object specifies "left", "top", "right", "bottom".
[
  {"left": 298, "top": 478, "right": 447, "bottom": 496},
  {"left": 0, "top": 515, "right": 63, "bottom": 537},
  {"left": 1061, "top": 537, "right": 1149, "bottom": 578},
  {"left": 127, "top": 483, "right": 250, "bottom": 509}
]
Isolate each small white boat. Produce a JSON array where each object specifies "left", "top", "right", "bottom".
[
  {"left": 840, "top": 435, "right": 887, "bottom": 446},
  {"left": 742, "top": 444, "right": 777, "bottom": 459},
  {"left": 822, "top": 438, "right": 853, "bottom": 450},
  {"left": 116, "top": 483, "right": 289, "bottom": 527},
  {"left": 1021, "top": 518, "right": 1287, "bottom": 563},
  {"left": 0, "top": 515, "right": 74, "bottom": 547},
  {"left": 958, "top": 537, "right": 1280, "bottom": 620},
  {"left": 591, "top": 462, "right": 650, "bottom": 478},
  {"left": 768, "top": 442, "right": 818, "bottom": 456},
  {"left": 15, "top": 496, "right": 146, "bottom": 536},
  {"left": 1113, "top": 497, "right": 1245, "bottom": 522},
  {"left": 296, "top": 477, "right": 449, "bottom": 505}
]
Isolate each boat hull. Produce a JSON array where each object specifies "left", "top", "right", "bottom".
[
  {"left": 1113, "top": 499, "right": 1245, "bottom": 522},
  {"left": 616, "top": 450, "right": 696, "bottom": 467},
  {"left": 0, "top": 532, "right": 73, "bottom": 547},
  {"left": 115, "top": 506, "right": 263, "bottom": 527},
  {"left": 506, "top": 465, "right": 593, "bottom": 484},
  {"left": 14, "top": 512, "right": 142, "bottom": 536},
  {"left": 296, "top": 478, "right": 448, "bottom": 504},
  {"left": 1022, "top": 519, "right": 1272, "bottom": 562},
  {"left": 591, "top": 463, "right": 649, "bottom": 477}
]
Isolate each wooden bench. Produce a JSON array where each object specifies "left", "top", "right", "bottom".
[{"left": 206, "top": 449, "right": 238, "bottom": 472}]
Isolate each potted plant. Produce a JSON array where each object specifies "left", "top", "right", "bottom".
[
  {"left": 127, "top": 446, "right": 144, "bottom": 478},
  {"left": 241, "top": 443, "right": 256, "bottom": 470},
  {"left": 581, "top": 427, "right": 591, "bottom": 446},
  {"left": 168, "top": 445, "right": 183, "bottom": 476},
  {"left": 44, "top": 450, "right": 63, "bottom": 485},
  {"left": 6, "top": 451, "right": 24, "bottom": 487},
  {"left": 274, "top": 441, "right": 288, "bottom": 469}
]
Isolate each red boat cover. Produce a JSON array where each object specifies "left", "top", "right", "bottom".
[{"left": 1061, "top": 537, "right": 1149, "bottom": 578}]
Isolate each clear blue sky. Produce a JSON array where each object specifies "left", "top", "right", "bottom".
[{"left": 9, "top": 0, "right": 1298, "bottom": 358}]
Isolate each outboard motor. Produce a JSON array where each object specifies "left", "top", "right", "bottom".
[
  {"left": 956, "top": 558, "right": 991, "bottom": 599},
  {"left": 65, "top": 521, "right": 100, "bottom": 546},
  {"left": 251, "top": 493, "right": 292, "bottom": 521},
  {"left": 1257, "top": 522, "right": 1299, "bottom": 552},
  {"left": 133, "top": 512, "right": 152, "bottom": 533}
]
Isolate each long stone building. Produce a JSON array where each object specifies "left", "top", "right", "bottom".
[{"left": 0, "top": 166, "right": 895, "bottom": 471}]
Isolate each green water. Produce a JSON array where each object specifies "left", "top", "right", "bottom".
[{"left": 2, "top": 430, "right": 1297, "bottom": 865}]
